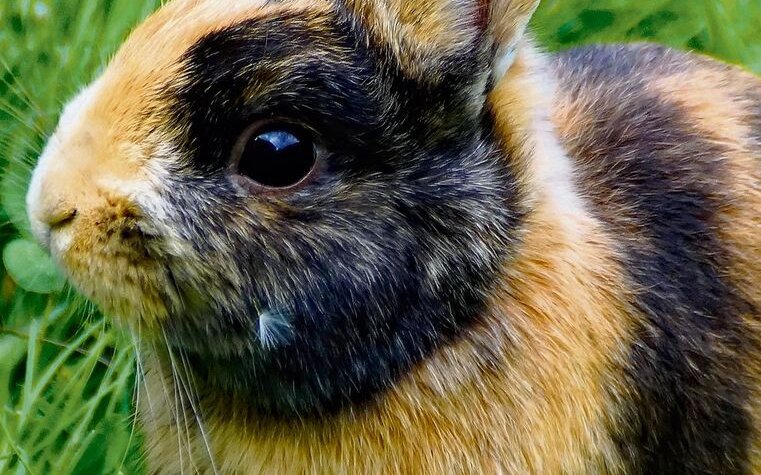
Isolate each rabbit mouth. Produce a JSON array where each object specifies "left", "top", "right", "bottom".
[{"left": 59, "top": 238, "right": 184, "bottom": 331}]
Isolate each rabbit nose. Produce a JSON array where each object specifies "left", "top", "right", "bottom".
[
  {"left": 26, "top": 152, "right": 85, "bottom": 248},
  {"left": 39, "top": 203, "right": 78, "bottom": 229},
  {"left": 27, "top": 186, "right": 80, "bottom": 249}
]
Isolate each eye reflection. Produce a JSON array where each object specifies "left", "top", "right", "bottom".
[{"left": 234, "top": 125, "right": 317, "bottom": 189}]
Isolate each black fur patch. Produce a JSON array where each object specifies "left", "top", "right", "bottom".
[
  {"left": 159, "top": 10, "right": 524, "bottom": 417},
  {"left": 554, "top": 45, "right": 758, "bottom": 475}
]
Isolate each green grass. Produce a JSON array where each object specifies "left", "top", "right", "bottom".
[{"left": 0, "top": 1, "right": 759, "bottom": 474}]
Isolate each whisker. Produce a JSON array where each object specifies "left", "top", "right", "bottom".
[
  {"left": 117, "top": 332, "right": 143, "bottom": 473},
  {"left": 0, "top": 55, "right": 44, "bottom": 112},
  {"left": 150, "top": 340, "right": 186, "bottom": 475},
  {"left": 162, "top": 269, "right": 217, "bottom": 473},
  {"left": 0, "top": 134, "right": 44, "bottom": 156},
  {"left": 134, "top": 322, "right": 156, "bottom": 419},
  {"left": 0, "top": 96, "right": 47, "bottom": 136},
  {"left": 162, "top": 331, "right": 198, "bottom": 474},
  {"left": 179, "top": 347, "right": 220, "bottom": 475},
  {"left": 161, "top": 270, "right": 200, "bottom": 473}
]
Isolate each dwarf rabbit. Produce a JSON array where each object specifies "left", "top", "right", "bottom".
[{"left": 26, "top": 0, "right": 761, "bottom": 473}]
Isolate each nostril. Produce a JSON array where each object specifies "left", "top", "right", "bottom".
[{"left": 44, "top": 207, "right": 78, "bottom": 229}]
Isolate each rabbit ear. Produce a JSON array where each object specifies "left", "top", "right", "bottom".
[
  {"left": 486, "top": 0, "right": 542, "bottom": 78},
  {"left": 345, "top": 0, "right": 484, "bottom": 79},
  {"left": 345, "top": 0, "right": 539, "bottom": 82}
]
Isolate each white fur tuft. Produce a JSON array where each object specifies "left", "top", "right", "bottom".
[
  {"left": 257, "top": 310, "right": 294, "bottom": 350},
  {"left": 492, "top": 47, "right": 518, "bottom": 83}
]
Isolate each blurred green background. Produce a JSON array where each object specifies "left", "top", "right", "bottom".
[{"left": 0, "top": 1, "right": 759, "bottom": 473}]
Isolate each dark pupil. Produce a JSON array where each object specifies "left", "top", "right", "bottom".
[{"left": 238, "top": 129, "right": 315, "bottom": 188}]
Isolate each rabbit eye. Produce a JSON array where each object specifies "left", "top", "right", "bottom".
[{"left": 232, "top": 124, "right": 317, "bottom": 190}]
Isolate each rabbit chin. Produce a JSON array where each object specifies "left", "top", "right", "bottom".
[{"left": 58, "top": 236, "right": 182, "bottom": 332}]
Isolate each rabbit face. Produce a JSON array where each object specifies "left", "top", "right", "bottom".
[{"left": 26, "top": 0, "right": 526, "bottom": 414}]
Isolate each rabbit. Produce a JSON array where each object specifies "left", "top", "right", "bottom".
[{"left": 25, "top": 0, "right": 761, "bottom": 473}]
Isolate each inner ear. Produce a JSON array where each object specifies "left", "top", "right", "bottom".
[{"left": 475, "top": 0, "right": 491, "bottom": 30}]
